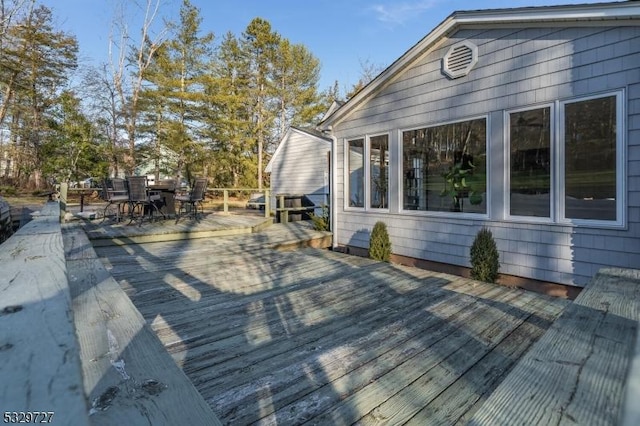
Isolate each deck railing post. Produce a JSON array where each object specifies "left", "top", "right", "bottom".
[
  {"left": 223, "top": 189, "right": 229, "bottom": 214},
  {"left": 264, "top": 188, "right": 270, "bottom": 218},
  {"left": 278, "top": 194, "right": 285, "bottom": 223},
  {"left": 59, "top": 182, "right": 67, "bottom": 222}
]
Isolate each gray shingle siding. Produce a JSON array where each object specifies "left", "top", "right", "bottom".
[{"left": 334, "top": 25, "right": 640, "bottom": 286}]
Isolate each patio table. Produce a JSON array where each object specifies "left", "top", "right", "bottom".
[{"left": 148, "top": 183, "right": 176, "bottom": 217}]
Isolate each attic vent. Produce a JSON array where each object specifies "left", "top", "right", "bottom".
[{"left": 442, "top": 41, "right": 478, "bottom": 79}]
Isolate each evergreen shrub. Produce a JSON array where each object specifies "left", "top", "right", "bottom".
[
  {"left": 470, "top": 227, "right": 500, "bottom": 283},
  {"left": 310, "top": 204, "right": 330, "bottom": 231},
  {"left": 369, "top": 221, "right": 391, "bottom": 262}
]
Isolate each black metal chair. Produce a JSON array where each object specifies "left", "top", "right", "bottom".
[
  {"left": 101, "top": 178, "right": 129, "bottom": 222},
  {"left": 126, "top": 176, "right": 164, "bottom": 225},
  {"left": 175, "top": 178, "right": 207, "bottom": 223}
]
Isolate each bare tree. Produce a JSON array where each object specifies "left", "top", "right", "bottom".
[
  {"left": 0, "top": 0, "right": 30, "bottom": 38},
  {"left": 81, "top": 64, "right": 125, "bottom": 177},
  {"left": 0, "top": 0, "right": 34, "bottom": 127},
  {"left": 109, "top": 0, "right": 168, "bottom": 175}
]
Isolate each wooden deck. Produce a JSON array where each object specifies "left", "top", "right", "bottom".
[{"left": 93, "top": 228, "right": 569, "bottom": 425}]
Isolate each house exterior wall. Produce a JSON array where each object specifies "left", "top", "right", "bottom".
[
  {"left": 269, "top": 129, "right": 331, "bottom": 210},
  {"left": 333, "top": 25, "right": 640, "bottom": 286}
]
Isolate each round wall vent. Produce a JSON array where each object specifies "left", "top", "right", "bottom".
[{"left": 442, "top": 41, "right": 478, "bottom": 79}]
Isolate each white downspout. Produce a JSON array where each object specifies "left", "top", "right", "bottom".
[{"left": 325, "top": 127, "right": 338, "bottom": 250}]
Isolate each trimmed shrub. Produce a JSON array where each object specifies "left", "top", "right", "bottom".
[
  {"left": 310, "top": 204, "right": 330, "bottom": 231},
  {"left": 369, "top": 221, "right": 391, "bottom": 262},
  {"left": 470, "top": 227, "right": 500, "bottom": 283}
]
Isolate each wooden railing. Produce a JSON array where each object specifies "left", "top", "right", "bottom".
[
  {"left": 207, "top": 187, "right": 271, "bottom": 218},
  {"left": 0, "top": 202, "right": 90, "bottom": 424},
  {"left": 1, "top": 201, "right": 221, "bottom": 423},
  {"left": 58, "top": 183, "right": 274, "bottom": 220}
]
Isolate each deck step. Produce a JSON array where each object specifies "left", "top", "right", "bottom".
[
  {"left": 470, "top": 267, "right": 640, "bottom": 425},
  {"left": 80, "top": 213, "right": 332, "bottom": 250}
]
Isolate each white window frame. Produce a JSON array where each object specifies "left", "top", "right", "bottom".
[
  {"left": 343, "top": 133, "right": 391, "bottom": 212},
  {"left": 366, "top": 132, "right": 391, "bottom": 212},
  {"left": 398, "top": 115, "right": 490, "bottom": 219},
  {"left": 344, "top": 137, "right": 366, "bottom": 211},
  {"left": 504, "top": 103, "right": 556, "bottom": 224},
  {"left": 503, "top": 91, "right": 625, "bottom": 228},
  {"left": 558, "top": 90, "right": 625, "bottom": 228}
]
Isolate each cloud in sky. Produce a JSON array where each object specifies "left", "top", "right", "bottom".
[{"left": 370, "top": 1, "right": 438, "bottom": 26}]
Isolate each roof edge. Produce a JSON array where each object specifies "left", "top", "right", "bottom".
[
  {"left": 265, "top": 127, "right": 331, "bottom": 173},
  {"left": 319, "top": 1, "right": 640, "bottom": 129}
]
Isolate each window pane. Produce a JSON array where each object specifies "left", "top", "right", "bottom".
[
  {"left": 402, "top": 118, "right": 486, "bottom": 213},
  {"left": 370, "top": 135, "right": 389, "bottom": 209},
  {"left": 348, "top": 139, "right": 364, "bottom": 207},
  {"left": 510, "top": 107, "right": 551, "bottom": 217},
  {"left": 564, "top": 96, "right": 617, "bottom": 221}
]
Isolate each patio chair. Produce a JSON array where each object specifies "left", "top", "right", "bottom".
[
  {"left": 127, "top": 176, "right": 164, "bottom": 225},
  {"left": 175, "top": 177, "right": 207, "bottom": 223},
  {"left": 101, "top": 178, "right": 129, "bottom": 222}
]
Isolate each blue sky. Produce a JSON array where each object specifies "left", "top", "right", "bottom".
[{"left": 46, "top": 0, "right": 616, "bottom": 94}]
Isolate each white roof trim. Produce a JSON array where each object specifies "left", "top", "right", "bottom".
[
  {"left": 319, "top": 2, "right": 640, "bottom": 129},
  {"left": 265, "top": 127, "right": 331, "bottom": 173}
]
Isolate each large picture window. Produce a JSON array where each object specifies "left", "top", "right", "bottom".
[
  {"left": 402, "top": 118, "right": 487, "bottom": 214},
  {"left": 507, "top": 92, "right": 623, "bottom": 225},
  {"left": 347, "top": 138, "right": 364, "bottom": 208},
  {"left": 563, "top": 95, "right": 618, "bottom": 221},
  {"left": 509, "top": 107, "right": 552, "bottom": 218}
]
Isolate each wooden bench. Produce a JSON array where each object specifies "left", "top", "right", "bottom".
[
  {"left": 1, "top": 201, "right": 220, "bottom": 424},
  {"left": 0, "top": 202, "right": 90, "bottom": 425},
  {"left": 275, "top": 194, "right": 316, "bottom": 223},
  {"left": 276, "top": 206, "right": 316, "bottom": 223},
  {"left": 470, "top": 267, "right": 640, "bottom": 425},
  {"left": 63, "top": 224, "right": 221, "bottom": 425}
]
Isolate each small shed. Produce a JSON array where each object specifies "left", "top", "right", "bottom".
[{"left": 265, "top": 126, "right": 332, "bottom": 214}]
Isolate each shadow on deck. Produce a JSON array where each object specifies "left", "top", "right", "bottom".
[
  {"left": 7, "top": 202, "right": 639, "bottom": 424},
  {"left": 86, "top": 221, "right": 570, "bottom": 425}
]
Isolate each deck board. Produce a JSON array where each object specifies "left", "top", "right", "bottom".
[{"left": 93, "top": 227, "right": 569, "bottom": 425}]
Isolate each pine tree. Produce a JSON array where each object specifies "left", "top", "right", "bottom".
[
  {"left": 271, "top": 39, "right": 324, "bottom": 140},
  {"left": 43, "top": 91, "right": 107, "bottom": 184},
  {"left": 204, "top": 31, "right": 255, "bottom": 188},
  {"left": 0, "top": 3, "right": 78, "bottom": 187},
  {"left": 140, "top": 0, "right": 214, "bottom": 182},
  {"left": 241, "top": 18, "right": 279, "bottom": 190}
]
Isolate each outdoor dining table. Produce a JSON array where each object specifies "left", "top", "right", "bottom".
[{"left": 147, "top": 183, "right": 177, "bottom": 217}]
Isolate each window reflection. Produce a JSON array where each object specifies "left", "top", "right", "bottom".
[
  {"left": 370, "top": 135, "right": 389, "bottom": 209},
  {"left": 348, "top": 139, "right": 364, "bottom": 208},
  {"left": 564, "top": 96, "right": 616, "bottom": 221},
  {"left": 402, "top": 118, "right": 486, "bottom": 213},
  {"left": 509, "top": 107, "right": 551, "bottom": 217}
]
